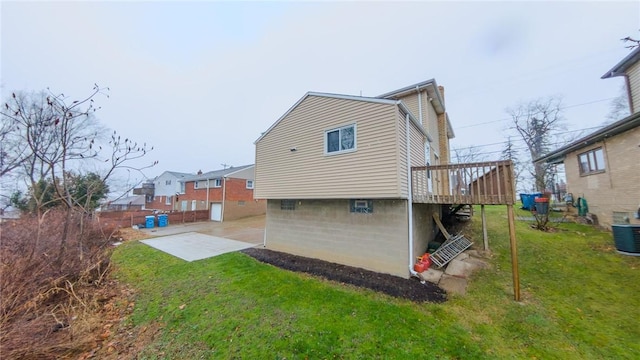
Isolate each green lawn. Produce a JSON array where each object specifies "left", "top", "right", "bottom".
[{"left": 112, "top": 206, "right": 640, "bottom": 359}]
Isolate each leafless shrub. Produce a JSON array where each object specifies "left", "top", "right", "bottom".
[{"left": 0, "top": 210, "right": 119, "bottom": 359}]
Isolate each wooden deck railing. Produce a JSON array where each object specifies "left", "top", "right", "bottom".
[{"left": 412, "top": 160, "right": 516, "bottom": 205}]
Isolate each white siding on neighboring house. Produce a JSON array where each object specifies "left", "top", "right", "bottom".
[
  {"left": 255, "top": 95, "right": 403, "bottom": 199},
  {"left": 627, "top": 61, "right": 640, "bottom": 113},
  {"left": 154, "top": 171, "right": 190, "bottom": 197}
]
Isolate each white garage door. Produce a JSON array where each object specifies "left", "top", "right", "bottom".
[{"left": 210, "top": 203, "right": 222, "bottom": 221}]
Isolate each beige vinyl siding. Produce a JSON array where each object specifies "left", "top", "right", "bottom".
[
  {"left": 397, "top": 110, "right": 427, "bottom": 198},
  {"left": 398, "top": 93, "right": 419, "bottom": 121},
  {"left": 426, "top": 101, "right": 440, "bottom": 155},
  {"left": 627, "top": 61, "right": 640, "bottom": 113},
  {"left": 397, "top": 111, "right": 407, "bottom": 197},
  {"left": 256, "top": 96, "right": 401, "bottom": 199}
]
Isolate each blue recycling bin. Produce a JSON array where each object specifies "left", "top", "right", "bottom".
[
  {"left": 158, "top": 214, "right": 168, "bottom": 227},
  {"left": 145, "top": 215, "right": 155, "bottom": 228},
  {"left": 519, "top": 192, "right": 542, "bottom": 210}
]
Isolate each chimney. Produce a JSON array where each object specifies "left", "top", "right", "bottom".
[
  {"left": 437, "top": 85, "right": 445, "bottom": 105},
  {"left": 197, "top": 169, "right": 202, "bottom": 175}
]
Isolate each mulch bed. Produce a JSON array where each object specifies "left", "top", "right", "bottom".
[{"left": 241, "top": 248, "right": 447, "bottom": 303}]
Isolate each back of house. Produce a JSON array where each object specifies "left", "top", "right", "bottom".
[{"left": 255, "top": 80, "right": 453, "bottom": 278}]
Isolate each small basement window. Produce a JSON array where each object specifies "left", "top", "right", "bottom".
[
  {"left": 281, "top": 199, "right": 296, "bottom": 210},
  {"left": 350, "top": 199, "right": 373, "bottom": 214}
]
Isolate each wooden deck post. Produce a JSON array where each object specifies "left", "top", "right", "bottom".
[
  {"left": 507, "top": 204, "right": 520, "bottom": 301},
  {"left": 481, "top": 205, "right": 488, "bottom": 251}
]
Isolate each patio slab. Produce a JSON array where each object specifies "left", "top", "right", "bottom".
[{"left": 140, "top": 232, "right": 258, "bottom": 262}]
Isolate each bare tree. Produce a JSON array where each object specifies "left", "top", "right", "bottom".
[
  {"left": 506, "top": 96, "right": 565, "bottom": 192},
  {"left": 622, "top": 35, "right": 640, "bottom": 49},
  {"left": 501, "top": 136, "right": 525, "bottom": 192},
  {"left": 1, "top": 85, "right": 156, "bottom": 262},
  {"left": 452, "top": 145, "right": 485, "bottom": 164}
]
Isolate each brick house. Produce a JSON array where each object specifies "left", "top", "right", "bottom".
[
  {"left": 255, "top": 79, "right": 516, "bottom": 278},
  {"left": 178, "top": 165, "right": 266, "bottom": 221},
  {"left": 535, "top": 48, "right": 640, "bottom": 229}
]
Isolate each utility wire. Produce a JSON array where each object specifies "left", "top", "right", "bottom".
[
  {"left": 451, "top": 125, "right": 604, "bottom": 152},
  {"left": 455, "top": 97, "right": 616, "bottom": 130}
]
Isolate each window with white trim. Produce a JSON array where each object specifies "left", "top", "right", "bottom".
[
  {"left": 165, "top": 196, "right": 171, "bottom": 205},
  {"left": 213, "top": 179, "right": 222, "bottom": 187},
  {"left": 165, "top": 180, "right": 171, "bottom": 185},
  {"left": 246, "top": 180, "right": 254, "bottom": 189},
  {"left": 194, "top": 181, "right": 200, "bottom": 189},
  {"left": 578, "top": 148, "right": 605, "bottom": 175},
  {"left": 325, "top": 124, "right": 356, "bottom": 154}
]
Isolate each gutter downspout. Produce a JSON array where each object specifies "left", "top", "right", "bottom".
[
  {"left": 417, "top": 86, "right": 423, "bottom": 125},
  {"left": 406, "top": 113, "right": 418, "bottom": 278},
  {"left": 221, "top": 176, "right": 227, "bottom": 222},
  {"left": 206, "top": 179, "right": 210, "bottom": 210}
]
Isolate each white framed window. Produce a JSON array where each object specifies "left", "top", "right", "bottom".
[
  {"left": 578, "top": 148, "right": 605, "bottom": 175},
  {"left": 180, "top": 182, "right": 185, "bottom": 194},
  {"left": 165, "top": 180, "right": 171, "bottom": 185},
  {"left": 325, "top": 124, "right": 356, "bottom": 155},
  {"left": 194, "top": 181, "right": 200, "bottom": 189},
  {"left": 246, "top": 180, "right": 254, "bottom": 189},
  {"left": 213, "top": 179, "right": 222, "bottom": 188},
  {"left": 165, "top": 196, "right": 171, "bottom": 205}
]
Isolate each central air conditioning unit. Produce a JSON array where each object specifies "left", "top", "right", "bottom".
[{"left": 612, "top": 224, "right": 640, "bottom": 255}]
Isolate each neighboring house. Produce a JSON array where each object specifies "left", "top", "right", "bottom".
[
  {"left": 535, "top": 114, "right": 640, "bottom": 228},
  {"left": 102, "top": 195, "right": 146, "bottom": 211},
  {"left": 255, "top": 79, "right": 516, "bottom": 278},
  {"left": 535, "top": 48, "right": 640, "bottom": 229},
  {"left": 178, "top": 164, "right": 266, "bottom": 221},
  {"left": 146, "top": 171, "right": 192, "bottom": 210}
]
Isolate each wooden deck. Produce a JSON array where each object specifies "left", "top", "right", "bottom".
[{"left": 412, "top": 160, "right": 516, "bottom": 205}]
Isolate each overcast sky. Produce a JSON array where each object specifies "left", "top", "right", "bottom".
[{"left": 2, "top": 1, "right": 639, "bottom": 185}]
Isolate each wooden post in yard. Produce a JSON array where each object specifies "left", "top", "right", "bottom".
[
  {"left": 507, "top": 204, "right": 520, "bottom": 301},
  {"left": 481, "top": 205, "right": 489, "bottom": 251}
]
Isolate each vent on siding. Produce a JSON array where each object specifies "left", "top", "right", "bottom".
[{"left": 613, "top": 211, "right": 632, "bottom": 224}]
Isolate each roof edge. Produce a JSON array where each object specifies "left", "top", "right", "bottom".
[
  {"left": 602, "top": 46, "right": 640, "bottom": 79},
  {"left": 255, "top": 92, "right": 406, "bottom": 144},
  {"left": 534, "top": 111, "right": 640, "bottom": 164}
]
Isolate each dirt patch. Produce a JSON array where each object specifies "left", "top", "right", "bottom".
[{"left": 242, "top": 248, "right": 447, "bottom": 303}]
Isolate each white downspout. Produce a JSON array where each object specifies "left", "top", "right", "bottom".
[
  {"left": 417, "top": 86, "right": 423, "bottom": 125},
  {"left": 221, "top": 176, "right": 227, "bottom": 222},
  {"left": 206, "top": 179, "right": 210, "bottom": 210},
  {"left": 406, "top": 113, "right": 418, "bottom": 278}
]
